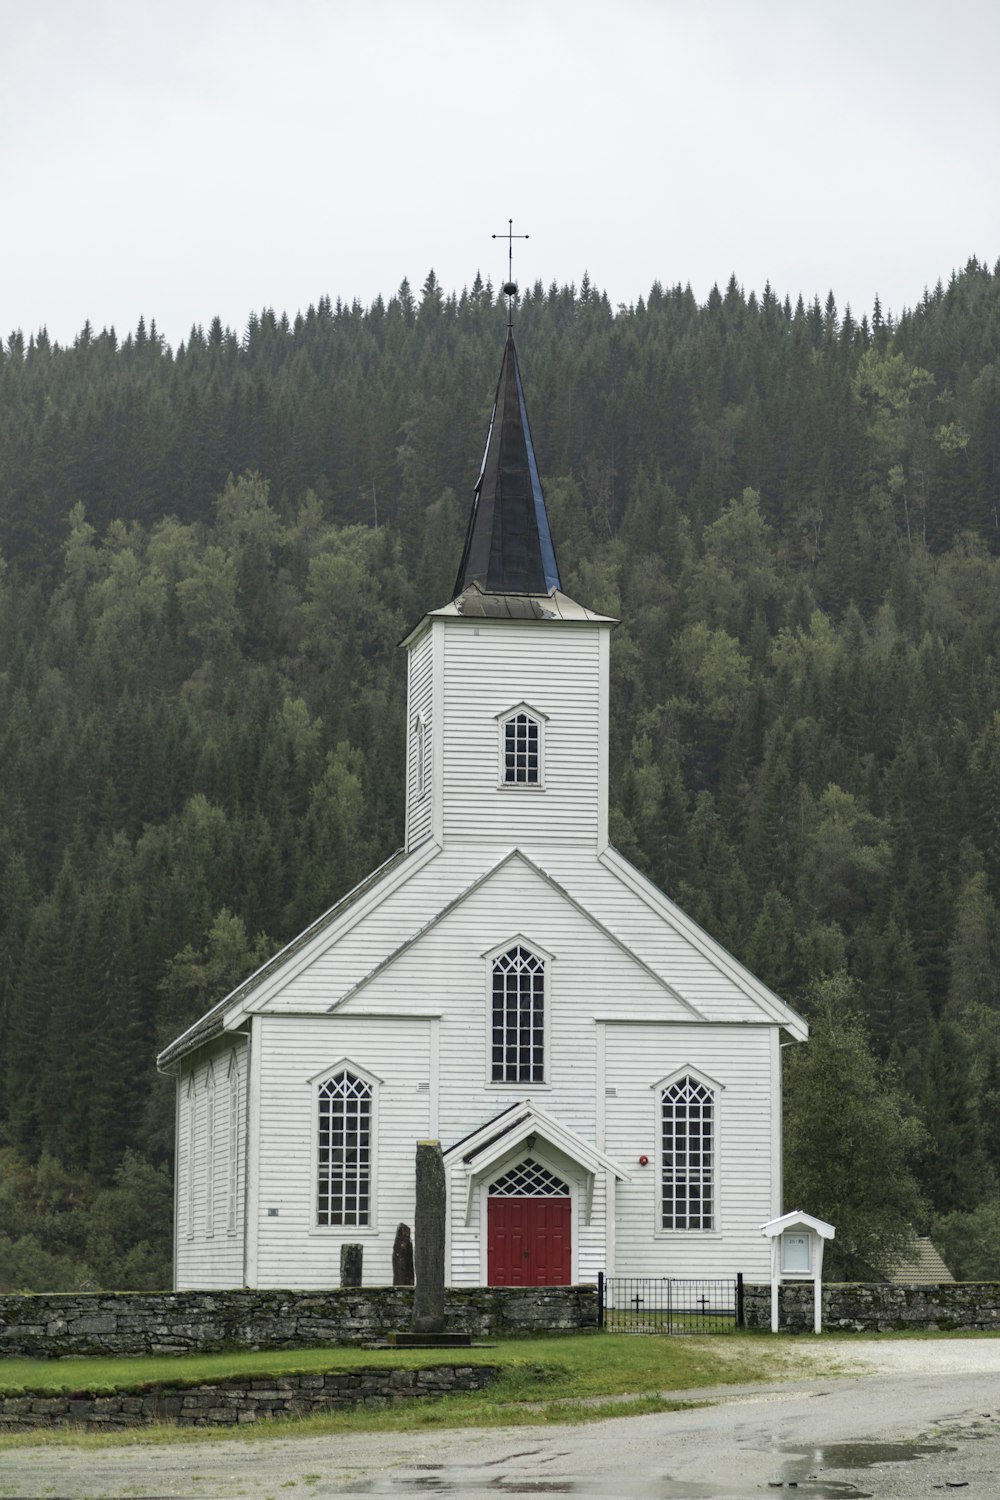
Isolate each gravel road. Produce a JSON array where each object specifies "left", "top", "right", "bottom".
[{"left": 2, "top": 1338, "right": 998, "bottom": 1499}]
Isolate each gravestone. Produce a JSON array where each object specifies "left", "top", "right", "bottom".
[
  {"left": 340, "top": 1242, "right": 363, "bottom": 1288},
  {"left": 393, "top": 1222, "right": 414, "bottom": 1285}
]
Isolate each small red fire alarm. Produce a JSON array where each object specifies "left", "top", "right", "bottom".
[{"left": 638, "top": 1154, "right": 649, "bottom": 1166}]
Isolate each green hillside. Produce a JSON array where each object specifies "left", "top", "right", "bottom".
[{"left": 2, "top": 261, "right": 1000, "bottom": 1285}]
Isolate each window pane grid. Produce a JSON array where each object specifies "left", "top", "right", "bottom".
[
  {"left": 491, "top": 945, "right": 544, "bottom": 1083},
  {"left": 318, "top": 1072, "right": 372, "bottom": 1226},
  {"left": 504, "top": 713, "right": 539, "bottom": 784},
  {"left": 661, "top": 1077, "right": 714, "bottom": 1230}
]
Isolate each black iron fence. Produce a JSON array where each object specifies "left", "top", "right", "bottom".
[{"left": 597, "top": 1273, "right": 744, "bottom": 1333}]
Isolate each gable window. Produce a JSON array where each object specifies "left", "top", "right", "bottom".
[
  {"left": 489, "top": 1157, "right": 569, "bottom": 1196},
  {"left": 503, "top": 711, "right": 540, "bottom": 784},
  {"left": 661, "top": 1075, "right": 714, "bottom": 1230},
  {"left": 492, "top": 944, "right": 545, "bottom": 1083},
  {"left": 317, "top": 1071, "right": 372, "bottom": 1226}
]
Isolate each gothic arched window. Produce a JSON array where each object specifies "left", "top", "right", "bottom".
[
  {"left": 661, "top": 1075, "right": 715, "bottom": 1230},
  {"left": 491, "top": 944, "right": 546, "bottom": 1083},
  {"left": 317, "top": 1071, "right": 373, "bottom": 1226},
  {"left": 497, "top": 705, "right": 546, "bottom": 786}
]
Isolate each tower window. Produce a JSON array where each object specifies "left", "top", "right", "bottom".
[
  {"left": 503, "top": 711, "right": 540, "bottom": 784},
  {"left": 413, "top": 713, "right": 427, "bottom": 798}
]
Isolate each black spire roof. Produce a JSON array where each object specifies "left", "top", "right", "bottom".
[{"left": 452, "top": 331, "right": 561, "bottom": 598}]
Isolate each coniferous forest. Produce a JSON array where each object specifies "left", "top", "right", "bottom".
[{"left": 3, "top": 262, "right": 1000, "bottom": 1287}]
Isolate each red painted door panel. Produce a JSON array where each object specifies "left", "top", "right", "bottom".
[{"left": 488, "top": 1198, "right": 571, "bottom": 1285}]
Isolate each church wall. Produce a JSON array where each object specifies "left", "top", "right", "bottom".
[
  {"left": 252, "top": 1013, "right": 433, "bottom": 1289},
  {"left": 343, "top": 857, "right": 687, "bottom": 1143},
  {"left": 404, "top": 626, "right": 434, "bottom": 850},
  {"left": 174, "top": 1038, "right": 247, "bottom": 1291},
  {"left": 261, "top": 846, "right": 488, "bottom": 1015},
  {"left": 603, "top": 1021, "right": 775, "bottom": 1279},
  {"left": 541, "top": 851, "right": 780, "bottom": 1024},
  {"left": 441, "top": 619, "right": 605, "bottom": 849}
]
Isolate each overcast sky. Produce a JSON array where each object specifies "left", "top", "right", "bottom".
[{"left": 3, "top": 0, "right": 998, "bottom": 350}]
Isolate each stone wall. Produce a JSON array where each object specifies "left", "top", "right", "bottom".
[
  {"left": 0, "top": 1285, "right": 597, "bottom": 1359},
  {"left": 0, "top": 1363, "right": 500, "bottom": 1430},
  {"left": 743, "top": 1282, "right": 1000, "bottom": 1333}
]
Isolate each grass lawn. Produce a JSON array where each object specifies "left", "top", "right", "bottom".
[{"left": 0, "top": 1332, "right": 832, "bottom": 1449}]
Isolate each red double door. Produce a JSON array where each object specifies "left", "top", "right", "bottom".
[{"left": 487, "top": 1196, "right": 572, "bottom": 1285}]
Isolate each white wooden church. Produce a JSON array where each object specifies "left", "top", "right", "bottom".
[{"left": 159, "top": 324, "right": 808, "bottom": 1290}]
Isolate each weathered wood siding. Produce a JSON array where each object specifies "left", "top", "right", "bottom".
[{"left": 175, "top": 1038, "right": 247, "bottom": 1290}]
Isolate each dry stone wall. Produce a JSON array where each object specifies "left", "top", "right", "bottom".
[
  {"left": 0, "top": 1285, "right": 597, "bottom": 1359},
  {"left": 0, "top": 1364, "right": 500, "bottom": 1431},
  {"left": 743, "top": 1282, "right": 1000, "bottom": 1332}
]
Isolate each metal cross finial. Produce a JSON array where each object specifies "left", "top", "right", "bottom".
[{"left": 492, "top": 218, "right": 529, "bottom": 328}]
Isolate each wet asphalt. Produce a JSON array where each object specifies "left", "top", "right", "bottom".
[{"left": 1, "top": 1340, "right": 999, "bottom": 1498}]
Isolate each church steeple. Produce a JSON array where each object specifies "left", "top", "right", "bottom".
[{"left": 452, "top": 330, "right": 561, "bottom": 598}]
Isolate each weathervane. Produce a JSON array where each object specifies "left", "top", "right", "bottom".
[{"left": 493, "top": 218, "right": 528, "bottom": 328}]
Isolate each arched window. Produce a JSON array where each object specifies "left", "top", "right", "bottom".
[
  {"left": 501, "top": 710, "right": 541, "bottom": 784},
  {"left": 185, "top": 1075, "right": 195, "bottom": 1240},
  {"left": 205, "top": 1064, "right": 216, "bottom": 1237},
  {"left": 661, "top": 1076, "right": 714, "bottom": 1230},
  {"left": 491, "top": 945, "right": 545, "bottom": 1083},
  {"left": 227, "top": 1053, "right": 239, "bottom": 1236},
  {"left": 317, "top": 1071, "right": 372, "bottom": 1226},
  {"left": 413, "top": 713, "right": 427, "bottom": 798}
]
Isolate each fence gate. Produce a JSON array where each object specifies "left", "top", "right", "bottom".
[{"left": 598, "top": 1273, "right": 744, "bottom": 1333}]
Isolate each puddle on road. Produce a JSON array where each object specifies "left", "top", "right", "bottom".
[
  {"left": 364, "top": 1435, "right": 959, "bottom": 1498},
  {"left": 656, "top": 1479, "right": 870, "bottom": 1499},
  {"left": 768, "top": 1437, "right": 954, "bottom": 1498},
  {"left": 786, "top": 1439, "right": 953, "bottom": 1469},
  {"left": 655, "top": 1437, "right": 956, "bottom": 1499}
]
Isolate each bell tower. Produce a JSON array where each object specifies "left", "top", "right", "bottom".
[{"left": 402, "top": 283, "right": 615, "bottom": 858}]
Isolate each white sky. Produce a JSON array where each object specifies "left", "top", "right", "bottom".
[{"left": 3, "top": 0, "right": 998, "bottom": 350}]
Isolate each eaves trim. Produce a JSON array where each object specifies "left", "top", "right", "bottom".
[
  {"left": 600, "top": 845, "right": 809, "bottom": 1039},
  {"left": 157, "top": 840, "right": 439, "bottom": 1069},
  {"left": 329, "top": 848, "right": 704, "bottom": 1018}
]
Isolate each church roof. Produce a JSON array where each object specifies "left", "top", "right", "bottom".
[
  {"left": 881, "top": 1236, "right": 954, "bottom": 1284},
  {"left": 419, "top": 581, "right": 615, "bottom": 628},
  {"left": 452, "top": 330, "right": 561, "bottom": 597}
]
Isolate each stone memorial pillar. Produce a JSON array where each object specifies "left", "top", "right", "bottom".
[
  {"left": 413, "top": 1140, "right": 446, "bottom": 1334},
  {"left": 393, "top": 1223, "right": 414, "bottom": 1286},
  {"left": 340, "top": 1243, "right": 363, "bottom": 1288}
]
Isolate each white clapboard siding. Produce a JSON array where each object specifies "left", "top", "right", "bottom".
[
  {"left": 264, "top": 838, "right": 790, "bottom": 1031},
  {"left": 441, "top": 620, "right": 606, "bottom": 848},
  {"left": 175, "top": 1040, "right": 248, "bottom": 1290},
  {"left": 604, "top": 1022, "right": 775, "bottom": 1278},
  {"left": 529, "top": 851, "right": 781, "bottom": 1024},
  {"left": 168, "top": 570, "right": 803, "bottom": 1289},
  {"left": 405, "top": 627, "right": 434, "bottom": 850},
  {"left": 252, "top": 1013, "right": 432, "bottom": 1289},
  {"left": 339, "top": 855, "right": 693, "bottom": 1143}
]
